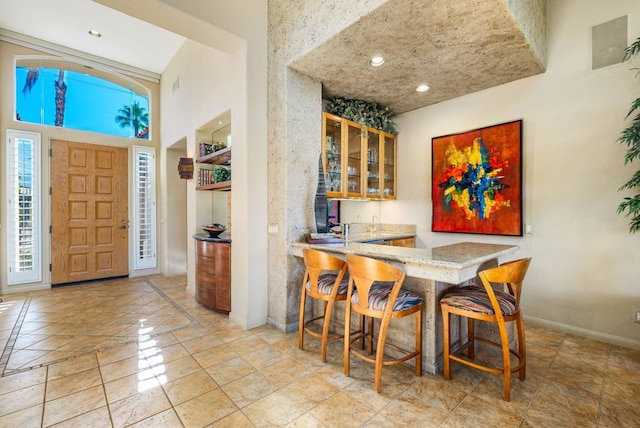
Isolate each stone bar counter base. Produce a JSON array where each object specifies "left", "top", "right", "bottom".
[{"left": 291, "top": 241, "right": 519, "bottom": 374}]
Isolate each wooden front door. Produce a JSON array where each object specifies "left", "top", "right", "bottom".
[{"left": 51, "top": 140, "right": 129, "bottom": 284}]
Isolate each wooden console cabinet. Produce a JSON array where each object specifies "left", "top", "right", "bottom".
[{"left": 194, "top": 238, "right": 231, "bottom": 314}]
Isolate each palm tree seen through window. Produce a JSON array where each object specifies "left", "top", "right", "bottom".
[{"left": 16, "top": 59, "right": 150, "bottom": 139}]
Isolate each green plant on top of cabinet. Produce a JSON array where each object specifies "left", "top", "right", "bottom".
[{"left": 322, "top": 112, "right": 396, "bottom": 200}]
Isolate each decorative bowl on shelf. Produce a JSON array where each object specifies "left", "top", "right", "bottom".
[{"left": 202, "top": 224, "right": 226, "bottom": 238}]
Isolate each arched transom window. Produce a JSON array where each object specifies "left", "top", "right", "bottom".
[{"left": 15, "top": 57, "right": 151, "bottom": 139}]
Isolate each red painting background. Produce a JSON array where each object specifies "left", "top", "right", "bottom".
[{"left": 431, "top": 120, "right": 523, "bottom": 236}]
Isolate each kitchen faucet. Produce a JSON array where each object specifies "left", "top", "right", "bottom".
[{"left": 371, "top": 215, "right": 379, "bottom": 233}]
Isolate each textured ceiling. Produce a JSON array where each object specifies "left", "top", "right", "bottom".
[{"left": 290, "top": 0, "right": 546, "bottom": 114}]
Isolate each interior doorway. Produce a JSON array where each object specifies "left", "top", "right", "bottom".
[{"left": 50, "top": 139, "right": 129, "bottom": 284}]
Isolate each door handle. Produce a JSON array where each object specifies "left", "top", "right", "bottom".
[{"left": 120, "top": 220, "right": 129, "bottom": 229}]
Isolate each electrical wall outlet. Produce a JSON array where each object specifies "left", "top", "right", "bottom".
[{"left": 635, "top": 310, "right": 640, "bottom": 323}]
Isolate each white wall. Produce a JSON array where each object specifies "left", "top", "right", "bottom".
[
  {"left": 159, "top": 39, "right": 234, "bottom": 286},
  {"left": 389, "top": 0, "right": 640, "bottom": 346},
  {"left": 165, "top": 147, "right": 188, "bottom": 275},
  {"left": 161, "top": 41, "right": 235, "bottom": 150}
]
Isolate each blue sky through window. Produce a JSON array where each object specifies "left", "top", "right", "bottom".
[{"left": 16, "top": 64, "right": 150, "bottom": 139}]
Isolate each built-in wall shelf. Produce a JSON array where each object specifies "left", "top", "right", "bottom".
[
  {"left": 196, "top": 146, "right": 231, "bottom": 191},
  {"left": 196, "top": 146, "right": 231, "bottom": 165},
  {"left": 196, "top": 181, "right": 231, "bottom": 191}
]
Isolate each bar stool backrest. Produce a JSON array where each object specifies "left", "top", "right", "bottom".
[
  {"left": 303, "top": 248, "right": 347, "bottom": 297},
  {"left": 478, "top": 258, "right": 531, "bottom": 311},
  {"left": 346, "top": 254, "right": 405, "bottom": 313}
]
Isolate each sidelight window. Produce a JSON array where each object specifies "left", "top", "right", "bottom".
[
  {"left": 133, "top": 146, "right": 157, "bottom": 270},
  {"left": 6, "top": 130, "right": 42, "bottom": 284}
]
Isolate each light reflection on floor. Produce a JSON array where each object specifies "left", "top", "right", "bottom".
[{"left": 137, "top": 321, "right": 166, "bottom": 392}]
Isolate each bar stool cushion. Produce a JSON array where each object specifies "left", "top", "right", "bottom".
[
  {"left": 307, "top": 274, "right": 349, "bottom": 295},
  {"left": 352, "top": 282, "right": 423, "bottom": 311},
  {"left": 440, "top": 285, "right": 516, "bottom": 315}
]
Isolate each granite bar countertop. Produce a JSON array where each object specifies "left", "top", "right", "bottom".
[
  {"left": 350, "top": 231, "right": 416, "bottom": 242},
  {"left": 325, "top": 231, "right": 416, "bottom": 243},
  {"left": 291, "top": 241, "right": 519, "bottom": 284}
]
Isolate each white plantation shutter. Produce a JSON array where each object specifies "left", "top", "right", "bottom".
[
  {"left": 133, "top": 146, "right": 157, "bottom": 270},
  {"left": 6, "top": 130, "right": 42, "bottom": 284}
]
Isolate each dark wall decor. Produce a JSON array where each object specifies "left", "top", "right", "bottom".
[
  {"left": 432, "top": 120, "right": 523, "bottom": 236},
  {"left": 328, "top": 200, "right": 340, "bottom": 225},
  {"left": 178, "top": 157, "right": 194, "bottom": 180},
  {"left": 314, "top": 155, "right": 329, "bottom": 233}
]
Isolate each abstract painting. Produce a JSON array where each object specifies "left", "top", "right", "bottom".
[{"left": 432, "top": 120, "right": 523, "bottom": 236}]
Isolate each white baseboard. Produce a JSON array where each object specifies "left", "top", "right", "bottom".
[
  {"left": 228, "top": 313, "right": 267, "bottom": 330},
  {"left": 246, "top": 317, "right": 268, "bottom": 330},
  {"left": 524, "top": 315, "right": 640, "bottom": 350},
  {"left": 130, "top": 268, "right": 161, "bottom": 278},
  {"left": 163, "top": 271, "right": 187, "bottom": 277},
  {"left": 1, "top": 283, "right": 51, "bottom": 294}
]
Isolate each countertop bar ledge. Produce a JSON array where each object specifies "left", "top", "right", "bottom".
[{"left": 291, "top": 241, "right": 519, "bottom": 285}]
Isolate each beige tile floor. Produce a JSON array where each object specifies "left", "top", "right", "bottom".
[{"left": 0, "top": 275, "right": 638, "bottom": 427}]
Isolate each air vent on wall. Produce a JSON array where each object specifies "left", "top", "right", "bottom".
[{"left": 592, "top": 15, "right": 627, "bottom": 70}]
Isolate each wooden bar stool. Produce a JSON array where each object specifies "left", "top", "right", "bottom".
[
  {"left": 298, "top": 248, "right": 351, "bottom": 361},
  {"left": 440, "top": 258, "right": 531, "bottom": 401},
  {"left": 344, "top": 254, "right": 423, "bottom": 393}
]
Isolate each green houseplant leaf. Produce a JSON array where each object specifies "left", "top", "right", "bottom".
[
  {"left": 618, "top": 36, "right": 640, "bottom": 233},
  {"left": 212, "top": 166, "right": 230, "bottom": 183},
  {"left": 326, "top": 97, "right": 397, "bottom": 134}
]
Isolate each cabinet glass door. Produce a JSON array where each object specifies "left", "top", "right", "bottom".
[
  {"left": 346, "top": 122, "right": 363, "bottom": 197},
  {"left": 383, "top": 133, "right": 396, "bottom": 199},
  {"left": 366, "top": 129, "right": 381, "bottom": 198},
  {"left": 324, "top": 115, "right": 343, "bottom": 197}
]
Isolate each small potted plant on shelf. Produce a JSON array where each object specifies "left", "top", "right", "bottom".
[{"left": 213, "top": 166, "right": 231, "bottom": 183}]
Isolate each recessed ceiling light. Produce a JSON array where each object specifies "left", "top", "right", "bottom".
[
  {"left": 416, "top": 84, "right": 430, "bottom": 92},
  {"left": 88, "top": 30, "right": 102, "bottom": 38},
  {"left": 369, "top": 56, "right": 385, "bottom": 67}
]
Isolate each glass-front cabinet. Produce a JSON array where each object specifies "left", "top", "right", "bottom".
[
  {"left": 366, "top": 129, "right": 381, "bottom": 198},
  {"left": 321, "top": 112, "right": 397, "bottom": 200},
  {"left": 346, "top": 121, "right": 364, "bottom": 198},
  {"left": 382, "top": 134, "right": 396, "bottom": 199},
  {"left": 323, "top": 115, "right": 343, "bottom": 197}
]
